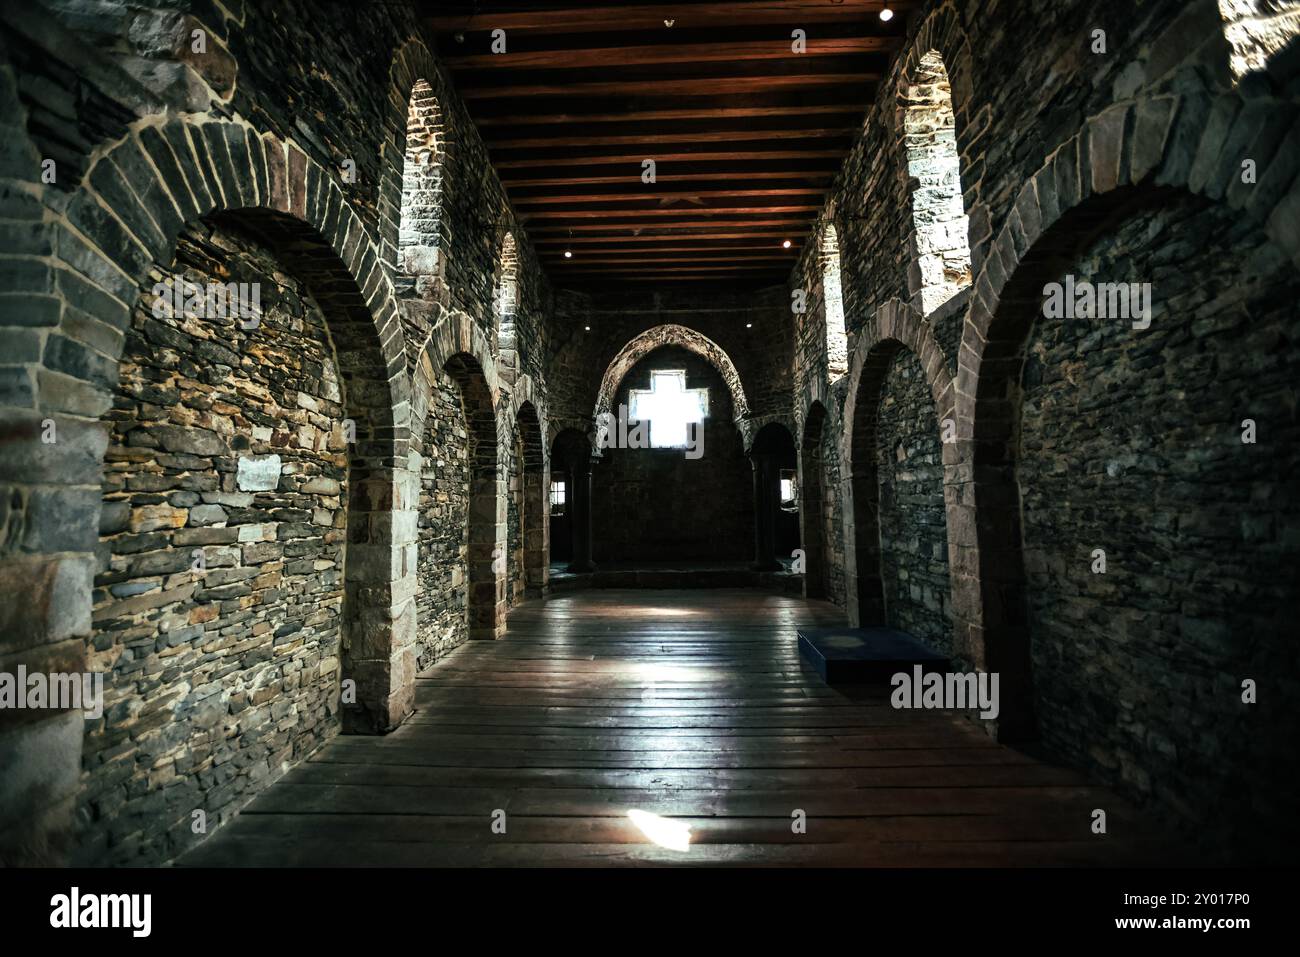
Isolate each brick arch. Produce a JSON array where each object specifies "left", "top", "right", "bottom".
[
  {"left": 894, "top": 2, "right": 972, "bottom": 112},
  {"left": 17, "top": 116, "right": 415, "bottom": 762},
  {"left": 840, "top": 299, "right": 957, "bottom": 629},
  {"left": 795, "top": 357, "right": 834, "bottom": 443},
  {"left": 593, "top": 324, "right": 752, "bottom": 448},
  {"left": 953, "top": 88, "right": 1300, "bottom": 739}
]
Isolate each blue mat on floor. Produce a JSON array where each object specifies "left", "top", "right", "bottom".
[{"left": 798, "top": 627, "right": 948, "bottom": 683}]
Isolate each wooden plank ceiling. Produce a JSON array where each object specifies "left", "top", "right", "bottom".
[{"left": 422, "top": 1, "right": 913, "bottom": 288}]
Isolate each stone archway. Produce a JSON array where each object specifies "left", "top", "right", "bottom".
[
  {"left": 953, "top": 90, "right": 1300, "bottom": 739},
  {"left": 412, "top": 314, "right": 506, "bottom": 651},
  {"left": 2, "top": 114, "right": 413, "bottom": 864},
  {"left": 841, "top": 300, "right": 957, "bottom": 634},
  {"left": 593, "top": 324, "right": 752, "bottom": 446}
]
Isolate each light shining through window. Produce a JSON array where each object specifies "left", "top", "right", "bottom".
[{"left": 628, "top": 370, "right": 708, "bottom": 449}]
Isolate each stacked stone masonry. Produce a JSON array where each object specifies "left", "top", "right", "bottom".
[{"left": 1, "top": 0, "right": 1298, "bottom": 867}]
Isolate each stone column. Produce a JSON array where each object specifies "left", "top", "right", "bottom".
[
  {"left": 750, "top": 452, "right": 782, "bottom": 571},
  {"left": 522, "top": 467, "right": 549, "bottom": 596},
  {"left": 567, "top": 454, "right": 597, "bottom": 573}
]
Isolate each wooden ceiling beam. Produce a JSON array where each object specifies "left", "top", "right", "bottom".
[
  {"left": 442, "top": 36, "right": 898, "bottom": 71},
  {"left": 526, "top": 217, "right": 816, "bottom": 232},
  {"left": 424, "top": 1, "right": 910, "bottom": 35},
  {"left": 472, "top": 93, "right": 861, "bottom": 126},
  {"left": 501, "top": 169, "right": 836, "bottom": 187},
  {"left": 511, "top": 186, "right": 829, "bottom": 205},
  {"left": 535, "top": 240, "right": 790, "bottom": 252},
  {"left": 519, "top": 205, "right": 822, "bottom": 221},
  {"left": 548, "top": 258, "right": 795, "bottom": 267},
  {"left": 493, "top": 148, "right": 845, "bottom": 169},
  {"left": 533, "top": 233, "right": 804, "bottom": 245},
  {"left": 486, "top": 126, "right": 856, "bottom": 150},
  {"left": 459, "top": 72, "right": 880, "bottom": 100}
]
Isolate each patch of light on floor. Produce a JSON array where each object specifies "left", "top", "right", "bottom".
[
  {"left": 632, "top": 662, "right": 710, "bottom": 682},
  {"left": 627, "top": 810, "right": 692, "bottom": 852},
  {"left": 595, "top": 605, "right": 702, "bottom": 621}
]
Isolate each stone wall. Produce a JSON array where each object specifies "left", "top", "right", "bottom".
[
  {"left": 386, "top": 43, "right": 551, "bottom": 389},
  {"left": 591, "top": 347, "right": 752, "bottom": 564},
  {"left": 414, "top": 374, "right": 470, "bottom": 670},
  {"left": 85, "top": 221, "right": 346, "bottom": 864},
  {"left": 2, "top": 0, "right": 1298, "bottom": 869},
  {"left": 787, "top": 0, "right": 1300, "bottom": 861},
  {"left": 0, "top": 0, "right": 553, "bottom": 864},
  {"left": 875, "top": 349, "right": 952, "bottom": 655},
  {"left": 1020, "top": 193, "right": 1300, "bottom": 860},
  {"left": 548, "top": 286, "right": 792, "bottom": 436}
]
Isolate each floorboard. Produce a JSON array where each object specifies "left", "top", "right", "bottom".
[{"left": 179, "top": 589, "right": 1182, "bottom": 867}]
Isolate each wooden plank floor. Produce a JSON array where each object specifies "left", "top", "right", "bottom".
[{"left": 179, "top": 590, "right": 1180, "bottom": 867}]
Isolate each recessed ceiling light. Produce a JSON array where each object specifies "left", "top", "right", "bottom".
[
  {"left": 880, "top": 7, "right": 894, "bottom": 21},
  {"left": 746, "top": 323, "right": 753, "bottom": 329},
  {"left": 782, "top": 239, "right": 792, "bottom": 248},
  {"left": 584, "top": 325, "right": 591, "bottom": 331},
  {"left": 564, "top": 250, "right": 572, "bottom": 258}
]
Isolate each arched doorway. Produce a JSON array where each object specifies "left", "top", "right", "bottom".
[
  {"left": 848, "top": 337, "right": 952, "bottom": 645},
  {"left": 969, "top": 184, "right": 1300, "bottom": 854},
  {"left": 750, "top": 422, "right": 799, "bottom": 571},
  {"left": 91, "top": 206, "right": 403, "bottom": 863},
  {"left": 446, "top": 354, "right": 501, "bottom": 642},
  {"left": 549, "top": 427, "right": 594, "bottom": 571}
]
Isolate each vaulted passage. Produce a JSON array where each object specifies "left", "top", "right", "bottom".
[
  {"left": 2, "top": 0, "right": 1297, "bottom": 877},
  {"left": 178, "top": 590, "right": 1173, "bottom": 866}
]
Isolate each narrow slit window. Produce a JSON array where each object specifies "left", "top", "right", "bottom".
[
  {"left": 398, "top": 79, "right": 443, "bottom": 286},
  {"left": 821, "top": 225, "right": 848, "bottom": 381},
  {"left": 901, "top": 51, "right": 972, "bottom": 314},
  {"left": 497, "top": 232, "right": 518, "bottom": 354}
]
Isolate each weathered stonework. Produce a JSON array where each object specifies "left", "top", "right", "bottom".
[
  {"left": 875, "top": 349, "right": 952, "bottom": 655},
  {"left": 86, "top": 222, "right": 347, "bottom": 864},
  {"left": 591, "top": 347, "right": 753, "bottom": 564},
  {"left": 1019, "top": 194, "right": 1300, "bottom": 860},
  {"left": 414, "top": 372, "right": 471, "bottom": 669},
  {"left": 1, "top": 0, "right": 1297, "bottom": 870},
  {"left": 788, "top": 0, "right": 1300, "bottom": 861}
]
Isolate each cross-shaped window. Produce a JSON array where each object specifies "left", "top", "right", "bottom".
[{"left": 628, "top": 370, "right": 709, "bottom": 449}]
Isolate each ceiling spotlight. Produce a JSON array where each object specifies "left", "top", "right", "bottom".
[
  {"left": 879, "top": 7, "right": 894, "bottom": 21},
  {"left": 746, "top": 323, "right": 753, "bottom": 329},
  {"left": 782, "top": 239, "right": 792, "bottom": 249},
  {"left": 664, "top": 18, "right": 675, "bottom": 28},
  {"left": 584, "top": 325, "right": 591, "bottom": 331},
  {"left": 564, "top": 250, "right": 572, "bottom": 258}
]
